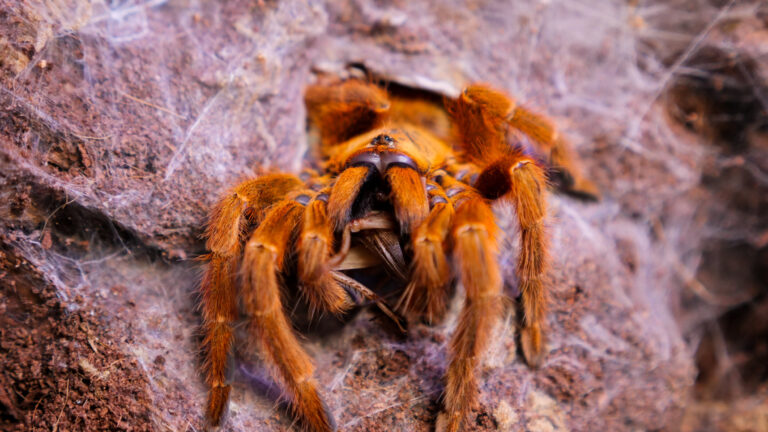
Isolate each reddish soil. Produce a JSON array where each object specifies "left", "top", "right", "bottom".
[{"left": 0, "top": 239, "right": 153, "bottom": 431}]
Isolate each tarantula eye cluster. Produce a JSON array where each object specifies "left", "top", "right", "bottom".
[{"left": 199, "top": 78, "right": 597, "bottom": 431}]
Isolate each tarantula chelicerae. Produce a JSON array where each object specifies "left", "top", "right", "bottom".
[{"left": 200, "top": 77, "right": 598, "bottom": 431}]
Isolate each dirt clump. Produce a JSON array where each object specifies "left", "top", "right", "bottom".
[{"left": 0, "top": 239, "right": 153, "bottom": 431}]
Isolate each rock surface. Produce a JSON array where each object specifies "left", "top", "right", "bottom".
[{"left": 1, "top": 1, "right": 766, "bottom": 431}]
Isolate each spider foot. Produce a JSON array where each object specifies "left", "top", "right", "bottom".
[{"left": 520, "top": 324, "right": 546, "bottom": 368}]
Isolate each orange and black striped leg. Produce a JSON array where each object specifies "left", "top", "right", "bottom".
[
  {"left": 242, "top": 200, "right": 335, "bottom": 432},
  {"left": 398, "top": 179, "right": 454, "bottom": 323},
  {"left": 297, "top": 190, "right": 352, "bottom": 317},
  {"left": 475, "top": 153, "right": 549, "bottom": 367},
  {"left": 441, "top": 186, "right": 504, "bottom": 432},
  {"left": 201, "top": 174, "right": 302, "bottom": 426},
  {"left": 305, "top": 79, "right": 391, "bottom": 148}
]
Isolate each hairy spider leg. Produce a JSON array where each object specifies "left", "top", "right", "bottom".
[
  {"left": 200, "top": 256, "right": 236, "bottom": 424},
  {"left": 506, "top": 100, "right": 599, "bottom": 199},
  {"left": 449, "top": 85, "right": 551, "bottom": 367},
  {"left": 398, "top": 178, "right": 454, "bottom": 322},
  {"left": 448, "top": 84, "right": 598, "bottom": 199},
  {"left": 297, "top": 189, "right": 352, "bottom": 317},
  {"left": 201, "top": 174, "right": 303, "bottom": 425},
  {"left": 474, "top": 153, "right": 550, "bottom": 367},
  {"left": 442, "top": 181, "right": 504, "bottom": 432},
  {"left": 446, "top": 85, "right": 513, "bottom": 166},
  {"left": 242, "top": 200, "right": 334, "bottom": 432}
]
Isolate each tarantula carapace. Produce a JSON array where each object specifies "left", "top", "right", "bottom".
[{"left": 200, "top": 78, "right": 598, "bottom": 432}]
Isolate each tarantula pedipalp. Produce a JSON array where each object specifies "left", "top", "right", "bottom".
[{"left": 200, "top": 79, "right": 598, "bottom": 432}]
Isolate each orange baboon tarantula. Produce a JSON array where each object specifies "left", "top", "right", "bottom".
[{"left": 200, "top": 78, "right": 597, "bottom": 431}]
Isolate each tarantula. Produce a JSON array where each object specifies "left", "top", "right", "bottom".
[{"left": 200, "top": 77, "right": 597, "bottom": 431}]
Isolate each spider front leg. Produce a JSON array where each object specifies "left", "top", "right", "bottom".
[
  {"left": 441, "top": 182, "right": 504, "bottom": 432},
  {"left": 242, "top": 199, "right": 335, "bottom": 432},
  {"left": 450, "top": 85, "right": 553, "bottom": 366},
  {"left": 202, "top": 174, "right": 303, "bottom": 425},
  {"left": 475, "top": 154, "right": 549, "bottom": 366}
]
